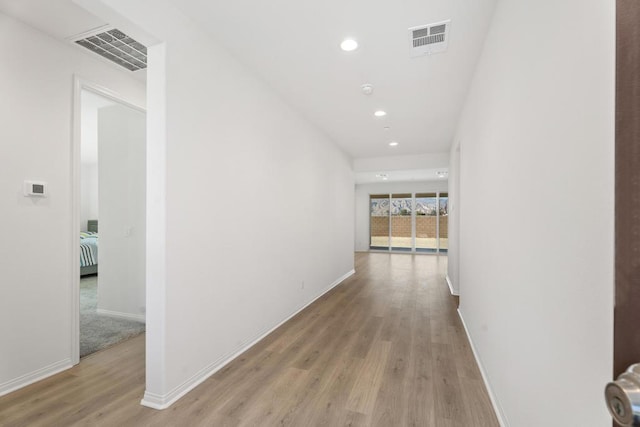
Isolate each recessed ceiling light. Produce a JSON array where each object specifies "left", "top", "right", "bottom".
[
  {"left": 389, "top": 141, "right": 399, "bottom": 147},
  {"left": 340, "top": 39, "right": 358, "bottom": 52},
  {"left": 374, "top": 110, "right": 387, "bottom": 117},
  {"left": 375, "top": 173, "right": 389, "bottom": 180}
]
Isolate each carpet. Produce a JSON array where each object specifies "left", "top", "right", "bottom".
[{"left": 80, "top": 276, "right": 145, "bottom": 357}]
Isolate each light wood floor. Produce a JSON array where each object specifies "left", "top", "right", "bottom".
[{"left": 0, "top": 253, "right": 498, "bottom": 426}]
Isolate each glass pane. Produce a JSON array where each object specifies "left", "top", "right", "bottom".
[
  {"left": 439, "top": 193, "right": 449, "bottom": 252},
  {"left": 415, "top": 193, "right": 437, "bottom": 252},
  {"left": 390, "top": 194, "right": 412, "bottom": 251},
  {"left": 370, "top": 195, "right": 389, "bottom": 249}
]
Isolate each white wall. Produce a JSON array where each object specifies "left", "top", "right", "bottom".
[
  {"left": 80, "top": 98, "right": 98, "bottom": 232},
  {"left": 353, "top": 153, "right": 449, "bottom": 172},
  {"left": 80, "top": 163, "right": 98, "bottom": 231},
  {"left": 355, "top": 181, "right": 448, "bottom": 252},
  {"left": 96, "top": 0, "right": 355, "bottom": 408},
  {"left": 80, "top": 90, "right": 116, "bottom": 231},
  {"left": 97, "top": 104, "right": 146, "bottom": 321},
  {"left": 453, "top": 0, "right": 614, "bottom": 425},
  {"left": 0, "top": 12, "right": 145, "bottom": 395},
  {"left": 446, "top": 143, "right": 460, "bottom": 294}
]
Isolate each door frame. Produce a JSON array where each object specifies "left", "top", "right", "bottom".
[
  {"left": 614, "top": 0, "right": 640, "bottom": 379},
  {"left": 70, "top": 76, "right": 146, "bottom": 365}
]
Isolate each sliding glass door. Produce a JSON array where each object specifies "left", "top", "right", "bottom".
[
  {"left": 415, "top": 193, "right": 438, "bottom": 252},
  {"left": 391, "top": 193, "right": 412, "bottom": 251},
  {"left": 370, "top": 195, "right": 390, "bottom": 250},
  {"left": 370, "top": 192, "right": 447, "bottom": 253},
  {"left": 438, "top": 193, "right": 449, "bottom": 252}
]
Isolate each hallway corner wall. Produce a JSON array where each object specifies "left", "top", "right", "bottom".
[
  {"left": 99, "top": 0, "right": 355, "bottom": 408},
  {"left": 453, "top": 0, "right": 615, "bottom": 425}
]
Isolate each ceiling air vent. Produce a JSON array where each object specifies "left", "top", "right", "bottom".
[
  {"left": 409, "top": 20, "right": 451, "bottom": 57},
  {"left": 74, "top": 28, "right": 147, "bottom": 72}
]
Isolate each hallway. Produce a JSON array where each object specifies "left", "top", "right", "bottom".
[{"left": 0, "top": 253, "right": 498, "bottom": 426}]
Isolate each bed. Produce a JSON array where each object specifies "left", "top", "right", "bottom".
[{"left": 80, "top": 220, "right": 98, "bottom": 276}]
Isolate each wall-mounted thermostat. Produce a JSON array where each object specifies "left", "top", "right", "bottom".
[{"left": 24, "top": 181, "right": 47, "bottom": 197}]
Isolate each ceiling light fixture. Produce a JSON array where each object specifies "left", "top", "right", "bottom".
[
  {"left": 436, "top": 171, "right": 449, "bottom": 178},
  {"left": 389, "top": 141, "right": 399, "bottom": 147},
  {"left": 374, "top": 110, "right": 387, "bottom": 117},
  {"left": 375, "top": 173, "right": 389, "bottom": 180},
  {"left": 361, "top": 84, "right": 373, "bottom": 95},
  {"left": 340, "top": 39, "right": 358, "bottom": 52}
]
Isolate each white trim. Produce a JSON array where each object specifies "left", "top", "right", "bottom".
[
  {"left": 76, "top": 78, "right": 146, "bottom": 112},
  {"left": 457, "top": 309, "right": 508, "bottom": 426},
  {"left": 71, "top": 77, "right": 82, "bottom": 366},
  {"left": 96, "top": 308, "right": 146, "bottom": 323},
  {"left": 411, "top": 194, "right": 416, "bottom": 253},
  {"left": 446, "top": 274, "right": 459, "bottom": 296},
  {"left": 367, "top": 249, "right": 439, "bottom": 256},
  {"left": 71, "top": 76, "right": 146, "bottom": 366},
  {"left": 0, "top": 359, "right": 72, "bottom": 397},
  {"left": 140, "top": 269, "right": 356, "bottom": 410}
]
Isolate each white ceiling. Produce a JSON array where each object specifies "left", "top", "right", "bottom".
[
  {"left": 0, "top": 0, "right": 106, "bottom": 40},
  {"left": 170, "top": 0, "right": 498, "bottom": 159},
  {"left": 0, "top": 0, "right": 497, "bottom": 164}
]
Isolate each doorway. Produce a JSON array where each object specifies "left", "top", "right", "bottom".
[{"left": 72, "top": 80, "right": 146, "bottom": 363}]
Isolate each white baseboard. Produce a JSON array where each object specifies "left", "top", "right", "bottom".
[
  {"left": 457, "top": 309, "right": 508, "bottom": 426},
  {"left": 446, "top": 275, "right": 459, "bottom": 296},
  {"left": 97, "top": 308, "right": 145, "bottom": 323},
  {"left": 0, "top": 358, "right": 72, "bottom": 397},
  {"left": 141, "top": 269, "right": 356, "bottom": 410}
]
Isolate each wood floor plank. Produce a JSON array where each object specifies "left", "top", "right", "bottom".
[
  {"left": 236, "top": 367, "right": 309, "bottom": 427},
  {"left": 340, "top": 409, "right": 369, "bottom": 427},
  {"left": 0, "top": 253, "right": 499, "bottom": 426},
  {"left": 370, "top": 313, "right": 412, "bottom": 426},
  {"left": 289, "top": 357, "right": 364, "bottom": 427},
  {"left": 345, "top": 340, "right": 391, "bottom": 416}
]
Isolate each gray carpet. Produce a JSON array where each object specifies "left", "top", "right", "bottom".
[{"left": 80, "top": 276, "right": 145, "bottom": 357}]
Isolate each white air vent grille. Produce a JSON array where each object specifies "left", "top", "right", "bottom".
[
  {"left": 74, "top": 28, "right": 147, "bottom": 71},
  {"left": 409, "top": 20, "right": 451, "bottom": 57}
]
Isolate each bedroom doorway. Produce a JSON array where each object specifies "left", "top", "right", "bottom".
[{"left": 74, "top": 82, "right": 146, "bottom": 362}]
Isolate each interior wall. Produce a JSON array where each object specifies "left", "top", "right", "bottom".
[
  {"left": 453, "top": 0, "right": 614, "bottom": 425},
  {"left": 80, "top": 103, "right": 98, "bottom": 232},
  {"left": 446, "top": 143, "right": 460, "bottom": 294},
  {"left": 80, "top": 98, "right": 99, "bottom": 235},
  {"left": 80, "top": 163, "right": 98, "bottom": 231},
  {"left": 80, "top": 90, "right": 114, "bottom": 231},
  {"left": 98, "top": 0, "right": 355, "bottom": 408},
  {"left": 354, "top": 181, "right": 448, "bottom": 252},
  {"left": 353, "top": 153, "right": 449, "bottom": 172},
  {"left": 0, "top": 11, "right": 145, "bottom": 395},
  {"left": 97, "top": 104, "right": 146, "bottom": 320}
]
